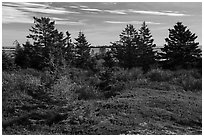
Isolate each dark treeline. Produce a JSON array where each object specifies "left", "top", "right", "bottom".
[{"left": 3, "top": 17, "right": 202, "bottom": 72}]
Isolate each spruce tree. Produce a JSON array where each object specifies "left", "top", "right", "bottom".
[
  {"left": 137, "top": 21, "right": 156, "bottom": 71},
  {"left": 111, "top": 24, "right": 139, "bottom": 69},
  {"left": 63, "top": 31, "right": 75, "bottom": 65},
  {"left": 103, "top": 51, "right": 115, "bottom": 68},
  {"left": 74, "top": 31, "right": 91, "bottom": 69},
  {"left": 26, "top": 17, "right": 66, "bottom": 70},
  {"left": 161, "top": 22, "right": 201, "bottom": 69},
  {"left": 15, "top": 40, "right": 33, "bottom": 68}
]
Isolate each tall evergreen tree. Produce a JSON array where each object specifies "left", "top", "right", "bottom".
[
  {"left": 111, "top": 24, "right": 139, "bottom": 69},
  {"left": 74, "top": 31, "right": 91, "bottom": 69},
  {"left": 25, "top": 17, "right": 66, "bottom": 70},
  {"left": 137, "top": 21, "right": 156, "bottom": 71},
  {"left": 63, "top": 31, "right": 75, "bottom": 65},
  {"left": 15, "top": 40, "right": 33, "bottom": 68},
  {"left": 161, "top": 22, "right": 201, "bottom": 69}
]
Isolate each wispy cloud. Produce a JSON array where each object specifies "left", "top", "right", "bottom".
[
  {"left": 81, "top": 8, "right": 102, "bottom": 12},
  {"left": 55, "top": 21, "right": 85, "bottom": 25},
  {"left": 79, "top": 5, "right": 88, "bottom": 8},
  {"left": 85, "top": 8, "right": 187, "bottom": 16},
  {"left": 128, "top": 9, "right": 189, "bottom": 16},
  {"left": 103, "top": 2, "right": 117, "bottom": 5},
  {"left": 145, "top": 21, "right": 162, "bottom": 25},
  {"left": 17, "top": 2, "right": 79, "bottom": 14},
  {"left": 2, "top": 2, "right": 80, "bottom": 24},
  {"left": 2, "top": 2, "right": 20, "bottom": 7},
  {"left": 2, "top": 6, "right": 33, "bottom": 24},
  {"left": 104, "top": 10, "right": 126, "bottom": 15},
  {"left": 50, "top": 17, "right": 85, "bottom": 25},
  {"left": 21, "top": 7, "right": 79, "bottom": 14},
  {"left": 105, "top": 21, "right": 136, "bottom": 24},
  {"left": 17, "top": 2, "right": 48, "bottom": 8},
  {"left": 69, "top": 5, "right": 78, "bottom": 9},
  {"left": 105, "top": 20, "right": 161, "bottom": 25},
  {"left": 51, "top": 17, "right": 69, "bottom": 21}
]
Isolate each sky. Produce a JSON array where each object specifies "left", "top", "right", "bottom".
[{"left": 2, "top": 2, "right": 202, "bottom": 47}]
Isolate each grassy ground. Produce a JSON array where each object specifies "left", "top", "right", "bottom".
[{"left": 2, "top": 68, "right": 202, "bottom": 135}]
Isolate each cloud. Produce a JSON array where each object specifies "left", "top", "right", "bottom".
[
  {"left": 104, "top": 10, "right": 126, "bottom": 15},
  {"left": 145, "top": 21, "right": 162, "bottom": 25},
  {"left": 2, "top": 2, "right": 80, "bottom": 24},
  {"left": 17, "top": 2, "right": 48, "bottom": 8},
  {"left": 80, "top": 8, "right": 102, "bottom": 12},
  {"left": 105, "top": 20, "right": 161, "bottom": 25},
  {"left": 103, "top": 2, "right": 117, "bottom": 5},
  {"left": 69, "top": 5, "right": 78, "bottom": 9},
  {"left": 49, "top": 17, "right": 85, "bottom": 25},
  {"left": 2, "top": 2, "right": 20, "bottom": 7},
  {"left": 79, "top": 5, "right": 88, "bottom": 8},
  {"left": 105, "top": 21, "right": 135, "bottom": 24},
  {"left": 2, "top": 6, "right": 33, "bottom": 24},
  {"left": 21, "top": 7, "right": 79, "bottom": 14},
  {"left": 16, "top": 2, "right": 79, "bottom": 14},
  {"left": 55, "top": 21, "right": 85, "bottom": 25},
  {"left": 51, "top": 17, "right": 69, "bottom": 21},
  {"left": 128, "top": 9, "right": 189, "bottom": 16}
]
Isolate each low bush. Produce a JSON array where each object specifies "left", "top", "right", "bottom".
[
  {"left": 113, "top": 67, "right": 143, "bottom": 82},
  {"left": 16, "top": 68, "right": 43, "bottom": 77},
  {"left": 2, "top": 72, "right": 44, "bottom": 118},
  {"left": 2, "top": 51, "right": 16, "bottom": 71},
  {"left": 169, "top": 69, "right": 202, "bottom": 92},
  {"left": 113, "top": 68, "right": 130, "bottom": 82},
  {"left": 174, "top": 69, "right": 202, "bottom": 79},
  {"left": 126, "top": 78, "right": 148, "bottom": 89},
  {"left": 75, "top": 85, "right": 102, "bottom": 100},
  {"left": 40, "top": 71, "right": 57, "bottom": 88},
  {"left": 128, "top": 68, "right": 144, "bottom": 80},
  {"left": 50, "top": 76, "right": 77, "bottom": 102},
  {"left": 182, "top": 78, "right": 202, "bottom": 92},
  {"left": 173, "top": 75, "right": 202, "bottom": 92},
  {"left": 147, "top": 69, "right": 173, "bottom": 82},
  {"left": 2, "top": 72, "right": 42, "bottom": 94},
  {"left": 103, "top": 81, "right": 126, "bottom": 98}
]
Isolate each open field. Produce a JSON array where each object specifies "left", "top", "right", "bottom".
[{"left": 2, "top": 68, "right": 202, "bottom": 135}]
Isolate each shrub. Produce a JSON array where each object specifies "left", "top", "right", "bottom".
[
  {"left": 103, "top": 81, "right": 126, "bottom": 98},
  {"left": 50, "top": 76, "right": 77, "bottom": 102},
  {"left": 88, "top": 75, "right": 101, "bottom": 87},
  {"left": 147, "top": 69, "right": 173, "bottom": 82},
  {"left": 17, "top": 68, "right": 43, "bottom": 77},
  {"left": 170, "top": 69, "right": 202, "bottom": 92},
  {"left": 68, "top": 68, "right": 94, "bottom": 84},
  {"left": 126, "top": 78, "right": 148, "bottom": 89},
  {"left": 148, "top": 81, "right": 172, "bottom": 91},
  {"left": 112, "top": 67, "right": 143, "bottom": 82},
  {"left": 40, "top": 71, "right": 57, "bottom": 88},
  {"left": 74, "top": 85, "right": 102, "bottom": 100},
  {"left": 2, "top": 72, "right": 42, "bottom": 94},
  {"left": 2, "top": 72, "right": 44, "bottom": 118},
  {"left": 174, "top": 69, "right": 201, "bottom": 79},
  {"left": 113, "top": 68, "right": 130, "bottom": 82},
  {"left": 173, "top": 74, "right": 202, "bottom": 92},
  {"left": 182, "top": 78, "right": 202, "bottom": 92},
  {"left": 128, "top": 68, "right": 143, "bottom": 80},
  {"left": 2, "top": 51, "right": 16, "bottom": 71}
]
